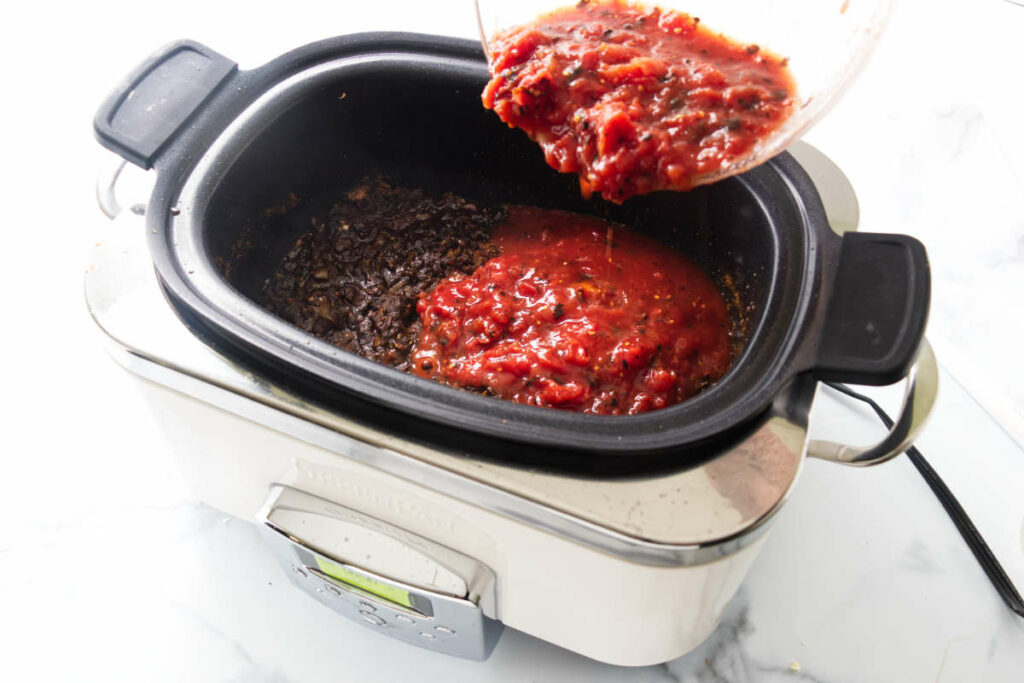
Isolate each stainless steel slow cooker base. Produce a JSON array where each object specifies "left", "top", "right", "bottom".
[{"left": 86, "top": 141, "right": 937, "bottom": 661}]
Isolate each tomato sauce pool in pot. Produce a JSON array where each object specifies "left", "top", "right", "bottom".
[
  {"left": 482, "top": 0, "right": 796, "bottom": 202},
  {"left": 411, "top": 208, "right": 732, "bottom": 415}
]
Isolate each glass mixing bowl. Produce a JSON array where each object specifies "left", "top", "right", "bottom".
[{"left": 475, "top": 0, "right": 892, "bottom": 188}]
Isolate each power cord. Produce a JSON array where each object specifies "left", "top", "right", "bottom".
[{"left": 825, "top": 382, "right": 1024, "bottom": 619}]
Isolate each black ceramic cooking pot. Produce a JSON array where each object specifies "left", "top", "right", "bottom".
[{"left": 93, "top": 34, "right": 929, "bottom": 471}]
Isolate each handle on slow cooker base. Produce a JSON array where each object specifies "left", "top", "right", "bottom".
[
  {"left": 809, "top": 231, "right": 934, "bottom": 466},
  {"left": 807, "top": 338, "right": 937, "bottom": 466},
  {"left": 96, "top": 157, "right": 128, "bottom": 219},
  {"left": 93, "top": 40, "right": 237, "bottom": 169}
]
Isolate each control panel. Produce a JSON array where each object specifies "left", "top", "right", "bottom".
[{"left": 258, "top": 486, "right": 503, "bottom": 660}]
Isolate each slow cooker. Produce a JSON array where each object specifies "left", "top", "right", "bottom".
[{"left": 87, "top": 34, "right": 938, "bottom": 665}]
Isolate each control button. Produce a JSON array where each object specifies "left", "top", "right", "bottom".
[
  {"left": 324, "top": 584, "right": 341, "bottom": 596},
  {"left": 395, "top": 614, "right": 415, "bottom": 625},
  {"left": 358, "top": 601, "right": 377, "bottom": 613},
  {"left": 435, "top": 626, "right": 455, "bottom": 635},
  {"left": 292, "top": 566, "right": 308, "bottom": 578},
  {"left": 359, "top": 611, "right": 386, "bottom": 627},
  {"left": 418, "top": 632, "right": 436, "bottom": 640}
]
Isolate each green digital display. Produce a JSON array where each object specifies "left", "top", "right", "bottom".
[{"left": 315, "top": 556, "right": 415, "bottom": 610}]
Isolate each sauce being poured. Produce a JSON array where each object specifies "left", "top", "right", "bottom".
[
  {"left": 482, "top": 0, "right": 796, "bottom": 202},
  {"left": 410, "top": 207, "right": 732, "bottom": 414}
]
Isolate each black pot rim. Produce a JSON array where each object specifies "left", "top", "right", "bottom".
[{"left": 92, "top": 32, "right": 928, "bottom": 467}]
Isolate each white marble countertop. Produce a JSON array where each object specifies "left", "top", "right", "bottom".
[{"left": 2, "top": 0, "right": 1024, "bottom": 681}]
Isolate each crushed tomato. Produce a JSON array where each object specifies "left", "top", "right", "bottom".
[
  {"left": 482, "top": 0, "right": 796, "bottom": 202},
  {"left": 410, "top": 207, "right": 732, "bottom": 415}
]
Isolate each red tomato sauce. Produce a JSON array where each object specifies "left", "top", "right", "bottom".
[
  {"left": 482, "top": 0, "right": 795, "bottom": 202},
  {"left": 410, "top": 208, "right": 732, "bottom": 414}
]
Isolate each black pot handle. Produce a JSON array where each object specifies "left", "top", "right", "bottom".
[
  {"left": 815, "top": 232, "right": 930, "bottom": 385},
  {"left": 93, "top": 40, "right": 237, "bottom": 169}
]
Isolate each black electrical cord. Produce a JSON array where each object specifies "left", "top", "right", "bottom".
[{"left": 825, "top": 382, "right": 1024, "bottom": 618}]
